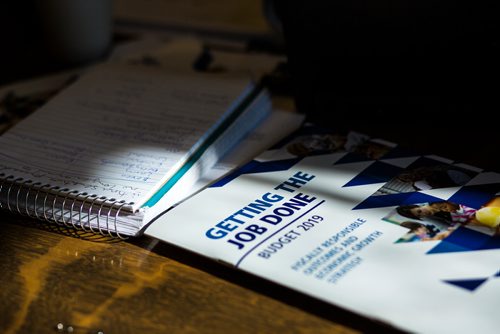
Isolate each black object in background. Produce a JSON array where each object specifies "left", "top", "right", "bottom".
[
  {"left": 275, "top": 0, "right": 500, "bottom": 121},
  {"left": 273, "top": 0, "right": 500, "bottom": 171},
  {"left": 0, "top": 1, "right": 52, "bottom": 85},
  {"left": 0, "top": 1, "right": 111, "bottom": 86}
]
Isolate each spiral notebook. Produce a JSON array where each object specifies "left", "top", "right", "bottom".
[{"left": 0, "top": 63, "right": 271, "bottom": 237}]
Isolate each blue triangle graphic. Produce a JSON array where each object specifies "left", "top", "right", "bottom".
[
  {"left": 354, "top": 192, "right": 443, "bottom": 210},
  {"left": 334, "top": 152, "right": 373, "bottom": 165},
  {"left": 211, "top": 158, "right": 301, "bottom": 187},
  {"left": 448, "top": 183, "right": 500, "bottom": 209},
  {"left": 354, "top": 193, "right": 412, "bottom": 210},
  {"left": 494, "top": 269, "right": 500, "bottom": 278},
  {"left": 428, "top": 227, "right": 500, "bottom": 254},
  {"left": 344, "top": 161, "right": 403, "bottom": 187},
  {"left": 406, "top": 156, "right": 448, "bottom": 169},
  {"left": 443, "top": 278, "right": 488, "bottom": 292},
  {"left": 430, "top": 240, "right": 471, "bottom": 253}
]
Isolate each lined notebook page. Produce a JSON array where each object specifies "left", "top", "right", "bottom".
[{"left": 0, "top": 64, "right": 251, "bottom": 211}]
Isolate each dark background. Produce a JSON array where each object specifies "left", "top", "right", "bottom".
[
  {"left": 0, "top": 1, "right": 62, "bottom": 85},
  {"left": 275, "top": 0, "right": 500, "bottom": 171}
]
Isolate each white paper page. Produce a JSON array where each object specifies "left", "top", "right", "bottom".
[
  {"left": 0, "top": 64, "right": 251, "bottom": 210},
  {"left": 141, "top": 110, "right": 304, "bottom": 225}
]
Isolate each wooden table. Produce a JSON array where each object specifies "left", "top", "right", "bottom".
[{"left": 0, "top": 213, "right": 403, "bottom": 334}]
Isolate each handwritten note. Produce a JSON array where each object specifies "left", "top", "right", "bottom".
[{"left": 0, "top": 64, "right": 251, "bottom": 210}]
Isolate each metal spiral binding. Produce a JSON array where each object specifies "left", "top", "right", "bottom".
[
  {"left": 0, "top": 174, "right": 130, "bottom": 239},
  {"left": 0, "top": 174, "right": 12, "bottom": 210},
  {"left": 0, "top": 175, "right": 14, "bottom": 211}
]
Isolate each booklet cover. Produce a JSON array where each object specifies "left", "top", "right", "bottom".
[{"left": 146, "top": 124, "right": 500, "bottom": 334}]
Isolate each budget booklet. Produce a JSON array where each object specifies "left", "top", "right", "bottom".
[
  {"left": 0, "top": 63, "right": 273, "bottom": 237},
  {"left": 146, "top": 124, "right": 500, "bottom": 334}
]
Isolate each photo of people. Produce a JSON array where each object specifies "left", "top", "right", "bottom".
[
  {"left": 383, "top": 205, "right": 458, "bottom": 243},
  {"left": 285, "top": 130, "right": 391, "bottom": 159},
  {"left": 398, "top": 221, "right": 453, "bottom": 242},
  {"left": 374, "top": 158, "right": 478, "bottom": 196},
  {"left": 383, "top": 196, "right": 500, "bottom": 243},
  {"left": 397, "top": 199, "right": 500, "bottom": 236},
  {"left": 286, "top": 133, "right": 348, "bottom": 157},
  {"left": 396, "top": 165, "right": 474, "bottom": 191}
]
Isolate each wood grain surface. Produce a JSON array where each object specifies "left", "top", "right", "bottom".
[{"left": 0, "top": 213, "right": 405, "bottom": 334}]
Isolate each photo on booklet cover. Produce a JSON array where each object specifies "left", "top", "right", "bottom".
[
  {"left": 383, "top": 195, "right": 500, "bottom": 243},
  {"left": 373, "top": 156, "right": 479, "bottom": 196},
  {"left": 258, "top": 126, "right": 394, "bottom": 162}
]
